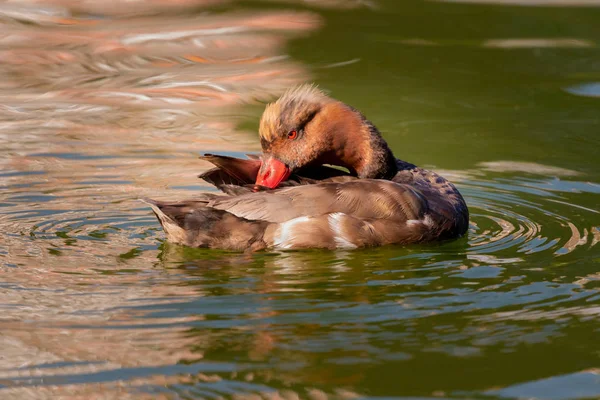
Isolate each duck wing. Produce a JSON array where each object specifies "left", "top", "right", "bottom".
[
  {"left": 208, "top": 179, "right": 428, "bottom": 224},
  {"left": 198, "top": 154, "right": 354, "bottom": 193},
  {"left": 198, "top": 154, "right": 261, "bottom": 187}
]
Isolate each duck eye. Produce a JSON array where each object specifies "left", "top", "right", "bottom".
[{"left": 287, "top": 130, "right": 298, "bottom": 140}]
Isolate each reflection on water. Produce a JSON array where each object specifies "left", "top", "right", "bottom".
[{"left": 1, "top": 0, "right": 600, "bottom": 399}]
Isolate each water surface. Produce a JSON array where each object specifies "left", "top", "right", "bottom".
[{"left": 1, "top": 0, "right": 600, "bottom": 398}]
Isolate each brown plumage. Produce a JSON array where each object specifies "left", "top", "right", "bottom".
[{"left": 145, "top": 84, "right": 469, "bottom": 251}]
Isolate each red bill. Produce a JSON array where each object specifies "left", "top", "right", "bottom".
[{"left": 255, "top": 157, "right": 291, "bottom": 189}]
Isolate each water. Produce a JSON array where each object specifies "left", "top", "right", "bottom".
[{"left": 1, "top": 0, "right": 600, "bottom": 398}]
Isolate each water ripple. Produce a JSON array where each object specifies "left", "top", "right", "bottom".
[{"left": 1, "top": 0, "right": 599, "bottom": 398}]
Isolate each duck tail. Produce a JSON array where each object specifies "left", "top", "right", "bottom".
[
  {"left": 141, "top": 198, "right": 269, "bottom": 251},
  {"left": 140, "top": 198, "right": 189, "bottom": 245}
]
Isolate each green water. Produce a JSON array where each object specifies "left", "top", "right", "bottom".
[{"left": 0, "top": 0, "right": 599, "bottom": 398}]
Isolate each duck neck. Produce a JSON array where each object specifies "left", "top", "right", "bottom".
[{"left": 332, "top": 105, "right": 398, "bottom": 179}]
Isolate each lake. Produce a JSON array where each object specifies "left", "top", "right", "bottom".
[{"left": 1, "top": 0, "right": 599, "bottom": 398}]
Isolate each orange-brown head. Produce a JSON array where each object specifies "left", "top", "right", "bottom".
[{"left": 256, "top": 84, "right": 398, "bottom": 188}]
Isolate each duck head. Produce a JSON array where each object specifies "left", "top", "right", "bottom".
[{"left": 256, "top": 84, "right": 398, "bottom": 188}]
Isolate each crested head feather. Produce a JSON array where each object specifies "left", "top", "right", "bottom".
[
  {"left": 278, "top": 83, "right": 328, "bottom": 106},
  {"left": 259, "top": 84, "right": 331, "bottom": 142}
]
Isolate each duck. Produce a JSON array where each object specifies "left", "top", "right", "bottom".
[{"left": 144, "top": 84, "right": 469, "bottom": 251}]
